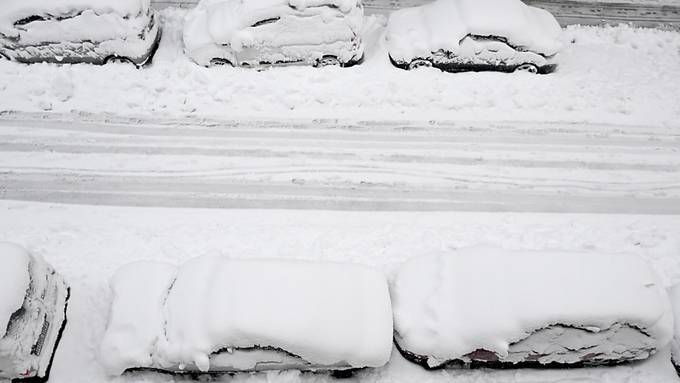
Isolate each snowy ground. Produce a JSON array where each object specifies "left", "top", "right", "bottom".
[
  {"left": 1, "top": 4, "right": 680, "bottom": 383},
  {"left": 1, "top": 200, "right": 680, "bottom": 383},
  {"left": 1, "top": 9, "right": 680, "bottom": 126}
]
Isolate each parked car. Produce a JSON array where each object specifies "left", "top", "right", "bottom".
[
  {"left": 0, "top": 0, "right": 161, "bottom": 66},
  {"left": 100, "top": 256, "right": 392, "bottom": 376},
  {"left": 670, "top": 284, "right": 680, "bottom": 374},
  {"left": 183, "top": 0, "right": 365, "bottom": 68},
  {"left": 392, "top": 248, "right": 672, "bottom": 369},
  {"left": 0, "top": 242, "right": 69, "bottom": 382},
  {"left": 386, "top": 0, "right": 562, "bottom": 74}
]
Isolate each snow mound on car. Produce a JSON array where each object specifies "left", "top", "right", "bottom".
[
  {"left": 386, "top": 0, "right": 562, "bottom": 62},
  {"left": 0, "top": 242, "right": 31, "bottom": 337},
  {"left": 100, "top": 256, "right": 393, "bottom": 374},
  {"left": 0, "top": 0, "right": 149, "bottom": 37},
  {"left": 392, "top": 247, "right": 673, "bottom": 366},
  {"left": 99, "top": 261, "right": 177, "bottom": 375},
  {"left": 183, "top": 0, "right": 362, "bottom": 65}
]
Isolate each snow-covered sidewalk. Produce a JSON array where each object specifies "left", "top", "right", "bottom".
[
  {"left": 2, "top": 200, "right": 680, "bottom": 382},
  {"left": 1, "top": 9, "right": 679, "bottom": 126}
]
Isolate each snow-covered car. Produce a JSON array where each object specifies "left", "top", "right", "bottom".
[
  {"left": 671, "top": 284, "right": 680, "bottom": 374},
  {"left": 392, "top": 248, "right": 673, "bottom": 369},
  {"left": 0, "top": 0, "right": 161, "bottom": 66},
  {"left": 183, "top": 0, "right": 364, "bottom": 68},
  {"left": 386, "top": 0, "right": 562, "bottom": 74},
  {"left": 100, "top": 256, "right": 393, "bottom": 376},
  {"left": 0, "top": 243, "right": 69, "bottom": 382}
]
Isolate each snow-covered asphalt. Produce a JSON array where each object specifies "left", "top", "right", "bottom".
[{"left": 0, "top": 114, "right": 679, "bottom": 213}]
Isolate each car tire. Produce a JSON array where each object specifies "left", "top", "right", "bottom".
[
  {"left": 330, "top": 368, "right": 359, "bottom": 379},
  {"left": 514, "top": 63, "right": 539, "bottom": 74},
  {"left": 315, "top": 55, "right": 340, "bottom": 67},
  {"left": 105, "top": 56, "right": 137, "bottom": 67},
  {"left": 408, "top": 59, "right": 433, "bottom": 70}
]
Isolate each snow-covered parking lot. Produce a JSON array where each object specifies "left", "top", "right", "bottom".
[{"left": 2, "top": 201, "right": 680, "bottom": 382}]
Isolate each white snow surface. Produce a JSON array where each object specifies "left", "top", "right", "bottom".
[
  {"left": 392, "top": 248, "right": 674, "bottom": 364},
  {"left": 0, "top": 0, "right": 150, "bottom": 37},
  {"left": 0, "top": 242, "right": 30, "bottom": 338},
  {"left": 386, "top": 0, "right": 562, "bottom": 62},
  {"left": 1, "top": 9, "right": 680, "bottom": 125},
  {"left": 99, "top": 261, "right": 176, "bottom": 375},
  {"left": 100, "top": 256, "right": 393, "bottom": 374},
  {"left": 2, "top": 201, "right": 680, "bottom": 382}
]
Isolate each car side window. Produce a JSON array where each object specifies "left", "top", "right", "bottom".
[
  {"left": 13, "top": 15, "right": 46, "bottom": 26},
  {"left": 251, "top": 17, "right": 281, "bottom": 27}
]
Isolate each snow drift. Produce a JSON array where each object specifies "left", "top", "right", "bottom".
[
  {"left": 386, "top": 0, "right": 562, "bottom": 63},
  {"left": 392, "top": 247, "right": 673, "bottom": 368},
  {"left": 100, "top": 256, "right": 393, "bottom": 375}
]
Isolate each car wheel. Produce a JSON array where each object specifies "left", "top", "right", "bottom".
[
  {"left": 105, "top": 56, "right": 136, "bottom": 66},
  {"left": 209, "top": 58, "right": 234, "bottom": 67},
  {"left": 514, "top": 63, "right": 539, "bottom": 74},
  {"left": 408, "top": 59, "right": 433, "bottom": 70},
  {"left": 316, "top": 55, "right": 340, "bottom": 67}
]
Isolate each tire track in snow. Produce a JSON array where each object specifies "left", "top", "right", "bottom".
[{"left": 0, "top": 115, "right": 679, "bottom": 213}]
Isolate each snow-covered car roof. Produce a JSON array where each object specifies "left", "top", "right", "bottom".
[
  {"left": 392, "top": 248, "right": 673, "bottom": 363},
  {"left": 188, "top": 0, "right": 360, "bottom": 47},
  {"left": 386, "top": 0, "right": 562, "bottom": 62},
  {"left": 100, "top": 256, "right": 393, "bottom": 374},
  {"left": 0, "top": 0, "right": 150, "bottom": 36},
  {"left": 0, "top": 243, "right": 31, "bottom": 338}
]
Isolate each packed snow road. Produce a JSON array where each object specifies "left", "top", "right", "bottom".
[{"left": 1, "top": 114, "right": 679, "bottom": 213}]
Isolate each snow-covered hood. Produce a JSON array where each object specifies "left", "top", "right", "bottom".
[
  {"left": 100, "top": 256, "right": 393, "bottom": 374},
  {"left": 0, "top": 243, "right": 30, "bottom": 338},
  {"left": 0, "top": 0, "right": 150, "bottom": 37},
  {"left": 386, "top": 0, "right": 562, "bottom": 61},
  {"left": 392, "top": 248, "right": 674, "bottom": 361}
]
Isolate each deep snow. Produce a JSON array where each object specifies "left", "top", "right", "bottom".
[
  {"left": 1, "top": 200, "right": 680, "bottom": 382},
  {"left": 0, "top": 9, "right": 679, "bottom": 125}
]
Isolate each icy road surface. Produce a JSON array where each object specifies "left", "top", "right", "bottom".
[{"left": 0, "top": 114, "right": 679, "bottom": 213}]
